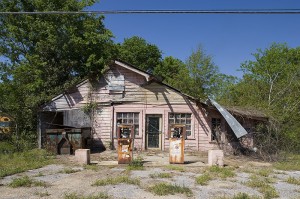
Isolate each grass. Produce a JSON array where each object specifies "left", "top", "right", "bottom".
[
  {"left": 208, "top": 166, "right": 236, "bottom": 179},
  {"left": 245, "top": 174, "right": 279, "bottom": 199},
  {"left": 8, "top": 175, "right": 48, "bottom": 188},
  {"left": 149, "top": 172, "right": 172, "bottom": 178},
  {"left": 195, "top": 166, "right": 235, "bottom": 186},
  {"left": 195, "top": 173, "right": 212, "bottom": 185},
  {"left": 286, "top": 176, "right": 300, "bottom": 185},
  {"left": 273, "top": 153, "right": 300, "bottom": 171},
  {"left": 148, "top": 182, "right": 193, "bottom": 197},
  {"left": 84, "top": 164, "right": 100, "bottom": 171},
  {"left": 166, "top": 165, "right": 185, "bottom": 172},
  {"left": 216, "top": 192, "right": 261, "bottom": 199},
  {"left": 0, "top": 149, "right": 53, "bottom": 178},
  {"left": 92, "top": 175, "right": 140, "bottom": 186},
  {"left": 126, "top": 157, "right": 144, "bottom": 170},
  {"left": 256, "top": 168, "right": 273, "bottom": 177},
  {"left": 64, "top": 192, "right": 110, "bottom": 199}
]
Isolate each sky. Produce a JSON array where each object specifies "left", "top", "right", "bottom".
[{"left": 88, "top": 0, "right": 300, "bottom": 78}]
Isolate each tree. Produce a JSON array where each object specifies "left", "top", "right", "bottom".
[
  {"left": 117, "top": 36, "right": 162, "bottom": 72},
  {"left": 223, "top": 43, "right": 300, "bottom": 152},
  {"left": 185, "top": 45, "right": 237, "bottom": 100},
  {"left": 0, "top": 0, "right": 116, "bottom": 149},
  {"left": 153, "top": 56, "right": 192, "bottom": 92}
]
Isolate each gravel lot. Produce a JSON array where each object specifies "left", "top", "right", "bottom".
[{"left": 0, "top": 150, "right": 299, "bottom": 199}]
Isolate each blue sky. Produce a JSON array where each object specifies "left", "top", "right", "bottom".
[{"left": 89, "top": 0, "right": 300, "bottom": 78}]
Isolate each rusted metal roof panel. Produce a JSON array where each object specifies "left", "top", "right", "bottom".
[{"left": 209, "top": 99, "right": 248, "bottom": 138}]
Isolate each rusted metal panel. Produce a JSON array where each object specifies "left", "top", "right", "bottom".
[
  {"left": 169, "top": 138, "right": 185, "bottom": 164},
  {"left": 169, "top": 124, "right": 186, "bottom": 164},
  {"left": 117, "top": 139, "right": 133, "bottom": 164},
  {"left": 117, "top": 124, "right": 134, "bottom": 164},
  {"left": 45, "top": 128, "right": 91, "bottom": 155}
]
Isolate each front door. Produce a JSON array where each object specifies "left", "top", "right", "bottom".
[{"left": 146, "top": 114, "right": 162, "bottom": 149}]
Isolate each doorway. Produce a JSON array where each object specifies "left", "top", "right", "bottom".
[{"left": 146, "top": 114, "right": 162, "bottom": 149}]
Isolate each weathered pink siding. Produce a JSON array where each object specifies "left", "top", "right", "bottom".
[{"left": 41, "top": 61, "right": 257, "bottom": 152}]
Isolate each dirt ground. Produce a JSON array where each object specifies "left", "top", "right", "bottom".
[{"left": 0, "top": 150, "right": 299, "bottom": 199}]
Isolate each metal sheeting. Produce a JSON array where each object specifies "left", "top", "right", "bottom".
[{"left": 209, "top": 99, "right": 248, "bottom": 138}]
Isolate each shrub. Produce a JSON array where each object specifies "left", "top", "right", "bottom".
[{"left": 127, "top": 157, "right": 144, "bottom": 170}]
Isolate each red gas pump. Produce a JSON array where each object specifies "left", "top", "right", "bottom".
[
  {"left": 169, "top": 124, "right": 186, "bottom": 164},
  {"left": 117, "top": 124, "right": 134, "bottom": 164}
]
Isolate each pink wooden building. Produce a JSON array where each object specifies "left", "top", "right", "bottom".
[{"left": 39, "top": 60, "right": 266, "bottom": 153}]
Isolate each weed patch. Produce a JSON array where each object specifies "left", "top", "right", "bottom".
[
  {"left": 195, "top": 173, "right": 212, "bottom": 185},
  {"left": 0, "top": 149, "right": 53, "bottom": 178},
  {"left": 64, "top": 192, "right": 110, "bottom": 199},
  {"left": 208, "top": 166, "right": 235, "bottom": 179},
  {"left": 92, "top": 176, "right": 140, "bottom": 186},
  {"left": 84, "top": 164, "right": 99, "bottom": 171},
  {"left": 245, "top": 175, "right": 279, "bottom": 199},
  {"left": 8, "top": 175, "right": 48, "bottom": 188},
  {"left": 149, "top": 172, "right": 172, "bottom": 178},
  {"left": 274, "top": 154, "right": 300, "bottom": 171},
  {"left": 166, "top": 165, "right": 185, "bottom": 172},
  {"left": 126, "top": 157, "right": 144, "bottom": 170},
  {"left": 148, "top": 182, "right": 193, "bottom": 197},
  {"left": 286, "top": 176, "right": 300, "bottom": 185}
]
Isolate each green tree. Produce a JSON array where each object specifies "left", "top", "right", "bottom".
[
  {"left": 153, "top": 56, "right": 192, "bottom": 92},
  {"left": 185, "top": 45, "right": 237, "bottom": 99},
  {"left": 0, "top": 0, "right": 116, "bottom": 149},
  {"left": 224, "top": 43, "right": 300, "bottom": 152},
  {"left": 117, "top": 36, "right": 162, "bottom": 72}
]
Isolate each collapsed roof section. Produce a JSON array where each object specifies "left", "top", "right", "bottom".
[{"left": 209, "top": 98, "right": 248, "bottom": 139}]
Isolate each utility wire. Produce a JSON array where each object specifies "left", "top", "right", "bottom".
[{"left": 1, "top": 9, "right": 300, "bottom": 15}]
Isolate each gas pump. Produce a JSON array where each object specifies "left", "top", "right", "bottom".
[
  {"left": 117, "top": 124, "right": 134, "bottom": 164},
  {"left": 169, "top": 124, "right": 186, "bottom": 164}
]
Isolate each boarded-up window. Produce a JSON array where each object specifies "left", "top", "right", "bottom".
[
  {"left": 117, "top": 113, "right": 139, "bottom": 135},
  {"left": 168, "top": 113, "right": 192, "bottom": 136}
]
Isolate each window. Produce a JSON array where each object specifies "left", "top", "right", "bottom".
[
  {"left": 211, "top": 118, "right": 221, "bottom": 141},
  {"left": 116, "top": 113, "right": 139, "bottom": 136},
  {"left": 168, "top": 113, "right": 192, "bottom": 136}
]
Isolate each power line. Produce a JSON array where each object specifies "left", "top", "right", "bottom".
[{"left": 1, "top": 9, "right": 300, "bottom": 15}]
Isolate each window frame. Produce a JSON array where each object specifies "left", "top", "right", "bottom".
[
  {"left": 115, "top": 112, "right": 141, "bottom": 138},
  {"left": 168, "top": 112, "right": 193, "bottom": 139},
  {"left": 211, "top": 117, "right": 222, "bottom": 142}
]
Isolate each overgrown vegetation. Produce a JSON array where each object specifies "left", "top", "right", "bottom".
[
  {"left": 166, "top": 165, "right": 185, "bottom": 172},
  {"left": 126, "top": 157, "right": 144, "bottom": 170},
  {"left": 273, "top": 153, "right": 300, "bottom": 171},
  {"left": 8, "top": 175, "right": 48, "bottom": 188},
  {"left": 195, "top": 166, "right": 235, "bottom": 185},
  {"left": 245, "top": 174, "right": 279, "bottom": 199},
  {"left": 64, "top": 192, "right": 110, "bottom": 199},
  {"left": 285, "top": 176, "right": 300, "bottom": 185},
  {"left": 0, "top": 148, "right": 53, "bottom": 178},
  {"left": 216, "top": 192, "right": 261, "bottom": 199},
  {"left": 92, "top": 176, "right": 140, "bottom": 186},
  {"left": 195, "top": 173, "right": 212, "bottom": 185},
  {"left": 149, "top": 172, "right": 172, "bottom": 178},
  {"left": 148, "top": 182, "right": 193, "bottom": 197}
]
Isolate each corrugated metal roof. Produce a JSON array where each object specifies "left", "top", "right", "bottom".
[{"left": 209, "top": 98, "right": 248, "bottom": 138}]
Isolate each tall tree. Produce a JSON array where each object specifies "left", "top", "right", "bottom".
[
  {"left": 223, "top": 43, "right": 300, "bottom": 152},
  {"left": 117, "top": 36, "right": 162, "bottom": 72},
  {"left": 0, "top": 0, "right": 116, "bottom": 148}
]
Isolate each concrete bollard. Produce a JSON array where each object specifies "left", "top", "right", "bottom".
[
  {"left": 208, "top": 150, "right": 224, "bottom": 167},
  {"left": 75, "top": 149, "right": 90, "bottom": 165}
]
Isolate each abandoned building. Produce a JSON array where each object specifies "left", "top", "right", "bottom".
[{"left": 38, "top": 60, "right": 267, "bottom": 154}]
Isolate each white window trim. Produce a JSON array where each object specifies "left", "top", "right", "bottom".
[
  {"left": 167, "top": 112, "right": 194, "bottom": 139},
  {"left": 114, "top": 111, "right": 142, "bottom": 138}
]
